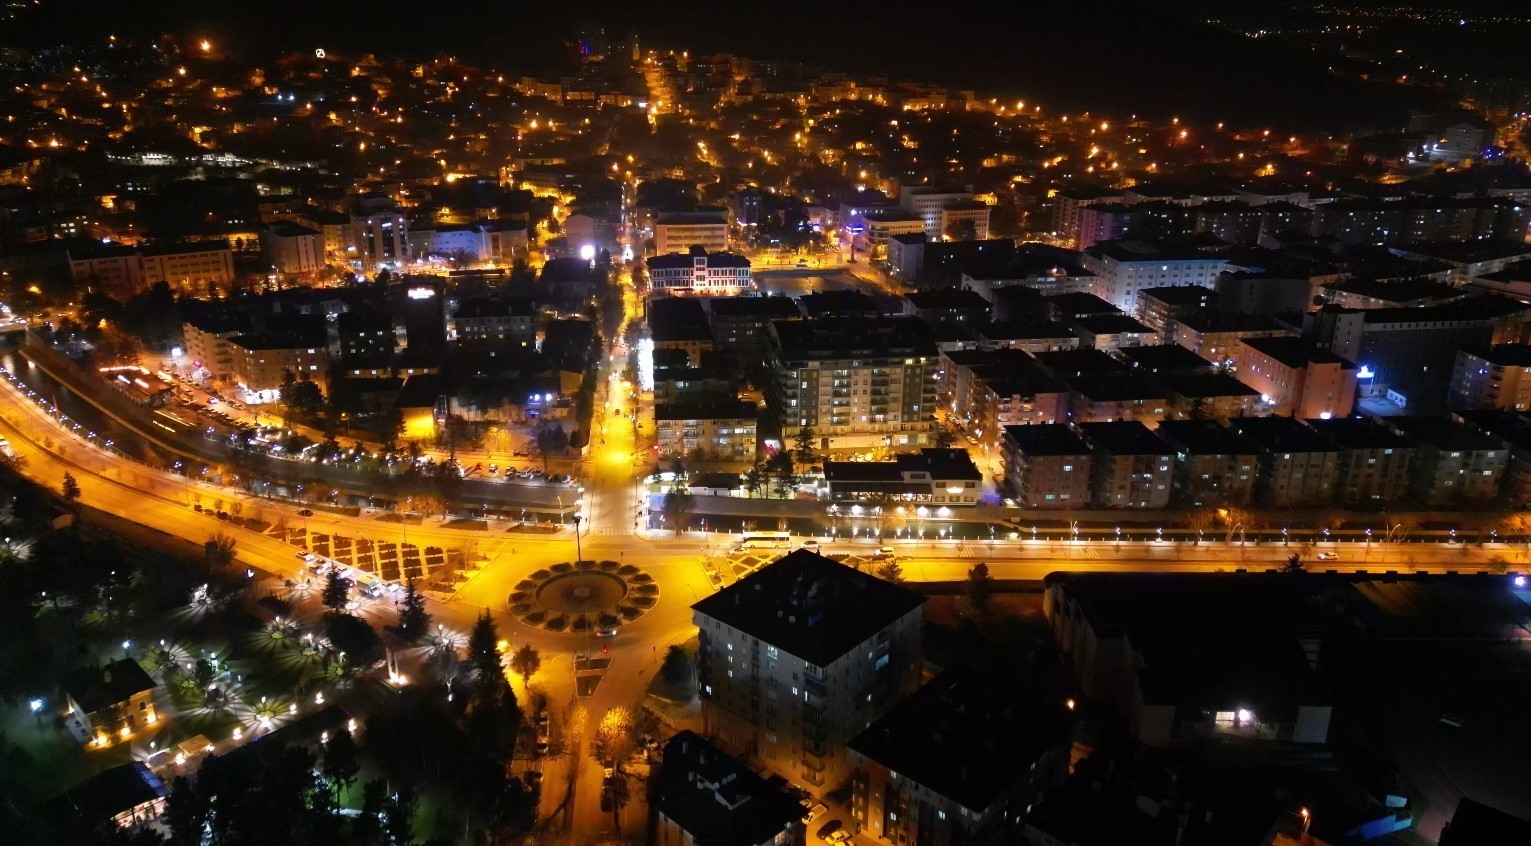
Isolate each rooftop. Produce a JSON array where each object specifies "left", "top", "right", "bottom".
[
  {"left": 979, "top": 320, "right": 1078, "bottom": 342},
  {"left": 1305, "top": 416, "right": 1413, "bottom": 450},
  {"left": 1439, "top": 798, "right": 1531, "bottom": 846},
  {"left": 1003, "top": 423, "right": 1091, "bottom": 457},
  {"left": 691, "top": 550, "right": 925, "bottom": 667},
  {"left": 46, "top": 762, "right": 165, "bottom": 827},
  {"left": 1085, "top": 239, "right": 1224, "bottom": 264},
  {"left": 656, "top": 731, "right": 804, "bottom": 846},
  {"left": 1066, "top": 372, "right": 1171, "bottom": 402},
  {"left": 1228, "top": 415, "right": 1341, "bottom": 454},
  {"left": 1045, "top": 292, "right": 1122, "bottom": 319},
  {"left": 848, "top": 671, "right": 1075, "bottom": 814},
  {"left": 707, "top": 295, "right": 801, "bottom": 319},
  {"left": 824, "top": 448, "right": 982, "bottom": 483},
  {"left": 1459, "top": 344, "right": 1531, "bottom": 367},
  {"left": 1116, "top": 344, "right": 1214, "bottom": 373},
  {"left": 649, "top": 297, "right": 713, "bottom": 343},
  {"left": 1138, "top": 285, "right": 1219, "bottom": 307},
  {"left": 62, "top": 658, "right": 155, "bottom": 714},
  {"left": 654, "top": 400, "right": 758, "bottom": 422},
  {"left": 1077, "top": 421, "right": 1172, "bottom": 456},
  {"left": 904, "top": 288, "right": 991, "bottom": 312},
  {"left": 1381, "top": 415, "right": 1503, "bottom": 453},
  {"left": 1069, "top": 314, "right": 1157, "bottom": 336},
  {"left": 455, "top": 296, "right": 536, "bottom": 320},
  {"left": 770, "top": 316, "right": 937, "bottom": 362},
  {"left": 1240, "top": 336, "right": 1353, "bottom": 370},
  {"left": 1157, "top": 372, "right": 1261, "bottom": 400},
  {"left": 1032, "top": 348, "right": 1129, "bottom": 378},
  {"left": 1154, "top": 419, "right": 1261, "bottom": 455}
]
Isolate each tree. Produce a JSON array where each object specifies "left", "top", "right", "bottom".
[
  {"left": 533, "top": 421, "right": 569, "bottom": 473},
  {"left": 661, "top": 644, "right": 691, "bottom": 685},
  {"left": 1286, "top": 554, "right": 1305, "bottom": 573},
  {"left": 509, "top": 644, "right": 541, "bottom": 693},
  {"left": 320, "top": 727, "right": 361, "bottom": 805},
  {"left": 281, "top": 373, "right": 323, "bottom": 420},
  {"left": 467, "top": 611, "right": 507, "bottom": 698},
  {"left": 605, "top": 771, "right": 631, "bottom": 836},
  {"left": 324, "top": 612, "right": 382, "bottom": 668},
  {"left": 592, "top": 706, "right": 638, "bottom": 771},
  {"left": 164, "top": 775, "right": 207, "bottom": 846},
  {"left": 876, "top": 559, "right": 905, "bottom": 583},
  {"left": 791, "top": 427, "right": 818, "bottom": 467},
  {"left": 662, "top": 483, "right": 695, "bottom": 534},
  {"left": 60, "top": 472, "right": 80, "bottom": 502},
  {"left": 742, "top": 464, "right": 766, "bottom": 499},
  {"left": 321, "top": 568, "right": 350, "bottom": 612},
  {"left": 204, "top": 532, "right": 236, "bottom": 574},
  {"left": 767, "top": 450, "right": 797, "bottom": 499},
  {"left": 397, "top": 578, "right": 430, "bottom": 643},
  {"left": 967, "top": 562, "right": 993, "bottom": 611},
  {"left": 933, "top": 427, "right": 957, "bottom": 448}
]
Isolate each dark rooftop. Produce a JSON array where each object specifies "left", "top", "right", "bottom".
[
  {"left": 1154, "top": 420, "right": 1261, "bottom": 456},
  {"left": 649, "top": 297, "right": 713, "bottom": 343},
  {"left": 1066, "top": 372, "right": 1171, "bottom": 402},
  {"left": 848, "top": 671, "right": 1075, "bottom": 814},
  {"left": 706, "top": 295, "right": 801, "bottom": 319},
  {"left": 904, "top": 288, "right": 991, "bottom": 312},
  {"left": 1305, "top": 416, "right": 1414, "bottom": 450},
  {"left": 1032, "top": 348, "right": 1129, "bottom": 378},
  {"left": 656, "top": 731, "right": 803, "bottom": 846},
  {"left": 770, "top": 316, "right": 937, "bottom": 362},
  {"left": 1004, "top": 423, "right": 1091, "bottom": 457},
  {"left": 1239, "top": 336, "right": 1353, "bottom": 370},
  {"left": 1439, "top": 797, "right": 1531, "bottom": 846},
  {"left": 978, "top": 320, "right": 1077, "bottom": 343},
  {"left": 825, "top": 449, "right": 982, "bottom": 483},
  {"left": 654, "top": 400, "right": 758, "bottom": 421},
  {"left": 1157, "top": 373, "right": 1261, "bottom": 400},
  {"left": 1076, "top": 421, "right": 1172, "bottom": 456},
  {"left": 797, "top": 289, "right": 878, "bottom": 318},
  {"left": 1228, "top": 416, "right": 1341, "bottom": 454},
  {"left": 1138, "top": 285, "right": 1219, "bottom": 307},
  {"left": 1115, "top": 344, "right": 1214, "bottom": 373},
  {"left": 455, "top": 296, "right": 536, "bottom": 320},
  {"left": 46, "top": 762, "right": 165, "bottom": 827},
  {"left": 691, "top": 550, "right": 925, "bottom": 667},
  {"left": 1069, "top": 314, "right": 1157, "bottom": 336},
  {"left": 62, "top": 658, "right": 155, "bottom": 714},
  {"left": 1044, "top": 292, "right": 1122, "bottom": 319},
  {"left": 1459, "top": 344, "right": 1531, "bottom": 368},
  {"left": 1381, "top": 416, "right": 1503, "bottom": 453}
]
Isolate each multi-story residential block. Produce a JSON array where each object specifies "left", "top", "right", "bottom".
[
  {"left": 1308, "top": 196, "right": 1530, "bottom": 246},
  {"left": 261, "top": 223, "right": 324, "bottom": 275},
  {"left": 139, "top": 241, "right": 236, "bottom": 291},
  {"left": 899, "top": 186, "right": 985, "bottom": 240},
  {"left": 1077, "top": 421, "right": 1175, "bottom": 509},
  {"left": 884, "top": 233, "right": 927, "bottom": 281},
  {"left": 1304, "top": 417, "right": 1415, "bottom": 506},
  {"left": 852, "top": 209, "right": 927, "bottom": 261},
  {"left": 228, "top": 321, "right": 329, "bottom": 399},
  {"left": 655, "top": 210, "right": 729, "bottom": 254},
  {"left": 1001, "top": 424, "right": 1093, "bottom": 507},
  {"left": 977, "top": 321, "right": 1080, "bottom": 353},
  {"left": 647, "top": 247, "right": 753, "bottom": 295},
  {"left": 1449, "top": 344, "right": 1531, "bottom": 411},
  {"left": 1068, "top": 315, "right": 1159, "bottom": 351},
  {"left": 180, "top": 305, "right": 250, "bottom": 387},
  {"left": 822, "top": 448, "right": 982, "bottom": 508},
  {"left": 650, "top": 297, "right": 715, "bottom": 366},
  {"left": 766, "top": 316, "right": 939, "bottom": 453},
  {"left": 62, "top": 659, "right": 158, "bottom": 747},
  {"left": 1158, "top": 372, "right": 1264, "bottom": 422},
  {"left": 336, "top": 309, "right": 395, "bottom": 366},
  {"left": 1308, "top": 297, "right": 1531, "bottom": 413},
  {"left": 1044, "top": 573, "right": 1332, "bottom": 749},
  {"left": 1064, "top": 373, "right": 1172, "bottom": 426},
  {"left": 1237, "top": 336, "right": 1359, "bottom": 420},
  {"left": 692, "top": 551, "right": 925, "bottom": 795},
  {"left": 1154, "top": 420, "right": 1260, "bottom": 507},
  {"left": 1135, "top": 285, "right": 1217, "bottom": 336},
  {"left": 1380, "top": 416, "right": 1507, "bottom": 505},
  {"left": 348, "top": 210, "right": 410, "bottom": 271},
  {"left": 1115, "top": 344, "right": 1216, "bottom": 375},
  {"left": 706, "top": 296, "right": 801, "bottom": 373},
  {"left": 848, "top": 672, "right": 1075, "bottom": 846},
  {"left": 942, "top": 350, "right": 1070, "bottom": 458},
  {"left": 1080, "top": 239, "right": 1227, "bottom": 315},
  {"left": 902, "top": 288, "right": 991, "bottom": 330},
  {"left": 1171, "top": 312, "right": 1290, "bottom": 369},
  {"left": 453, "top": 296, "right": 537, "bottom": 349},
  {"left": 1321, "top": 277, "right": 1466, "bottom": 310},
  {"left": 655, "top": 731, "right": 806, "bottom": 846},
  {"left": 1229, "top": 416, "right": 1343, "bottom": 508},
  {"left": 1454, "top": 410, "right": 1531, "bottom": 506},
  {"left": 1052, "top": 185, "right": 1126, "bottom": 246},
  {"left": 655, "top": 400, "right": 759, "bottom": 462},
  {"left": 652, "top": 349, "right": 735, "bottom": 404},
  {"left": 1075, "top": 203, "right": 1140, "bottom": 250}
]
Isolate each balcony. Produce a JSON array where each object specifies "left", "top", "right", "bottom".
[{"left": 804, "top": 674, "right": 828, "bottom": 698}]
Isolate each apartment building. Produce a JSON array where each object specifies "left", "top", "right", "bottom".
[
  {"left": 693, "top": 551, "right": 925, "bottom": 795},
  {"left": 1229, "top": 416, "right": 1342, "bottom": 508},
  {"left": 1304, "top": 417, "right": 1415, "bottom": 506},
  {"left": 656, "top": 731, "right": 805, "bottom": 846},
  {"left": 848, "top": 672, "right": 1074, "bottom": 846},
  {"left": 181, "top": 306, "right": 250, "bottom": 387},
  {"left": 766, "top": 316, "right": 939, "bottom": 453},
  {"left": 1237, "top": 336, "right": 1359, "bottom": 420},
  {"left": 822, "top": 448, "right": 983, "bottom": 508},
  {"left": 140, "top": 241, "right": 236, "bottom": 291},
  {"left": 1154, "top": 420, "right": 1260, "bottom": 507},
  {"left": 655, "top": 400, "right": 759, "bottom": 462},
  {"left": 707, "top": 296, "right": 801, "bottom": 373},
  {"left": 655, "top": 210, "right": 729, "bottom": 254},
  {"left": 1380, "top": 416, "right": 1507, "bottom": 505},
  {"left": 1001, "top": 424, "right": 1093, "bottom": 507},
  {"left": 452, "top": 296, "right": 537, "bottom": 349},
  {"left": 1080, "top": 239, "right": 1227, "bottom": 315},
  {"left": 1449, "top": 344, "right": 1531, "bottom": 411},
  {"left": 899, "top": 186, "right": 985, "bottom": 240},
  {"left": 1076, "top": 421, "right": 1174, "bottom": 509},
  {"left": 261, "top": 223, "right": 324, "bottom": 275},
  {"left": 228, "top": 323, "right": 329, "bottom": 398}
]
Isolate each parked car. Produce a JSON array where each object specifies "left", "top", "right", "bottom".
[
  {"left": 814, "top": 818, "right": 840, "bottom": 839},
  {"left": 804, "top": 804, "right": 828, "bottom": 825}
]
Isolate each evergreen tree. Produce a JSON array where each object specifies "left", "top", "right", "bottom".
[
  {"left": 61, "top": 472, "right": 81, "bottom": 502},
  {"left": 321, "top": 568, "right": 350, "bottom": 612},
  {"left": 397, "top": 578, "right": 430, "bottom": 642}
]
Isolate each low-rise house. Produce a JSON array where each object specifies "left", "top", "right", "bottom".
[
  {"left": 656, "top": 731, "right": 806, "bottom": 846},
  {"left": 823, "top": 448, "right": 983, "bottom": 508},
  {"left": 63, "top": 658, "right": 159, "bottom": 747}
]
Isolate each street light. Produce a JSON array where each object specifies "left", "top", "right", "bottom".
[
  {"left": 573, "top": 514, "right": 583, "bottom": 562},
  {"left": 1299, "top": 807, "right": 1311, "bottom": 835}
]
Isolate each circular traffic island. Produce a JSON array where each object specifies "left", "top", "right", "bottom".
[{"left": 509, "top": 561, "right": 657, "bottom": 633}]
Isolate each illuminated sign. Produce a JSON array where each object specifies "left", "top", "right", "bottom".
[
  {"left": 1357, "top": 365, "right": 1375, "bottom": 379},
  {"left": 407, "top": 287, "right": 436, "bottom": 300}
]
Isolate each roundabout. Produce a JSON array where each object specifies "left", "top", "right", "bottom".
[{"left": 508, "top": 560, "right": 659, "bottom": 633}]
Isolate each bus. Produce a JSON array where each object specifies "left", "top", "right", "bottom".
[{"left": 737, "top": 532, "right": 792, "bottom": 551}]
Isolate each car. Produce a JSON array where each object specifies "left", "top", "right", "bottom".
[
  {"left": 206, "top": 397, "right": 218, "bottom": 405},
  {"left": 595, "top": 628, "right": 618, "bottom": 638},
  {"left": 826, "top": 831, "right": 851, "bottom": 845},
  {"left": 297, "top": 509, "right": 314, "bottom": 517},
  {"left": 1316, "top": 552, "right": 1339, "bottom": 561},
  {"left": 804, "top": 805, "right": 828, "bottom": 825},
  {"left": 801, "top": 540, "right": 820, "bottom": 552},
  {"left": 814, "top": 818, "right": 840, "bottom": 839},
  {"left": 524, "top": 770, "right": 542, "bottom": 787},
  {"left": 875, "top": 547, "right": 896, "bottom": 558}
]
